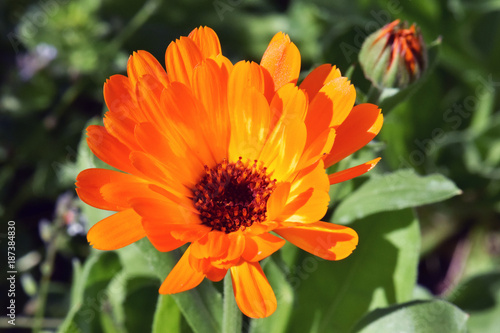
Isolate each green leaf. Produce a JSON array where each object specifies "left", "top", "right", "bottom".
[
  {"left": 99, "top": 244, "right": 165, "bottom": 332},
  {"left": 286, "top": 208, "right": 420, "bottom": 333},
  {"left": 468, "top": 74, "right": 496, "bottom": 135},
  {"left": 333, "top": 170, "right": 461, "bottom": 224},
  {"left": 152, "top": 295, "right": 182, "bottom": 333},
  {"left": 465, "top": 114, "right": 500, "bottom": 179},
  {"left": 58, "top": 252, "right": 123, "bottom": 333},
  {"left": 134, "top": 239, "right": 223, "bottom": 333},
  {"left": 222, "top": 273, "right": 242, "bottom": 333},
  {"left": 352, "top": 300, "right": 468, "bottom": 333},
  {"left": 100, "top": 307, "right": 124, "bottom": 333},
  {"left": 123, "top": 277, "right": 159, "bottom": 332},
  {"left": 104, "top": 273, "right": 128, "bottom": 332},
  {"left": 449, "top": 272, "right": 500, "bottom": 333},
  {"left": 412, "top": 285, "right": 434, "bottom": 300}
]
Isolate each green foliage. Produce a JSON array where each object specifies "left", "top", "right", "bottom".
[
  {"left": 152, "top": 295, "right": 182, "bottom": 333},
  {"left": 447, "top": 270, "right": 500, "bottom": 333},
  {"left": 285, "top": 208, "right": 420, "bottom": 333},
  {"left": 333, "top": 169, "right": 461, "bottom": 224},
  {"left": 59, "top": 252, "right": 123, "bottom": 333},
  {"left": 134, "top": 239, "right": 223, "bottom": 333},
  {"left": 17, "top": 0, "right": 112, "bottom": 75},
  {"left": 352, "top": 300, "right": 469, "bottom": 333}
]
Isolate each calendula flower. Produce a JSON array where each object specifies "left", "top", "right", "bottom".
[
  {"left": 76, "top": 27, "right": 383, "bottom": 318},
  {"left": 359, "top": 19, "right": 427, "bottom": 88}
]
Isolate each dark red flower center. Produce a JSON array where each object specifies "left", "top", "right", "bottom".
[{"left": 193, "top": 158, "right": 276, "bottom": 233}]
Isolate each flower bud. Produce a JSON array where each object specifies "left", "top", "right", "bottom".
[{"left": 359, "top": 19, "right": 427, "bottom": 89}]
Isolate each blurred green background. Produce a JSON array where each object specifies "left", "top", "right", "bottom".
[{"left": 1, "top": 0, "right": 499, "bottom": 332}]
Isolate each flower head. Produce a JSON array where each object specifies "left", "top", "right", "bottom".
[
  {"left": 76, "top": 27, "right": 383, "bottom": 318},
  {"left": 359, "top": 19, "right": 427, "bottom": 88}
]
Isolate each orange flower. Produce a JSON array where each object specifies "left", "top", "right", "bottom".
[{"left": 75, "top": 27, "right": 383, "bottom": 318}]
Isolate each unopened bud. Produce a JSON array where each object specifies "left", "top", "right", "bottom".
[{"left": 359, "top": 19, "right": 427, "bottom": 89}]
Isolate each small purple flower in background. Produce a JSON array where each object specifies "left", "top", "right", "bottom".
[
  {"left": 17, "top": 43, "right": 58, "bottom": 81},
  {"left": 39, "top": 192, "right": 87, "bottom": 242}
]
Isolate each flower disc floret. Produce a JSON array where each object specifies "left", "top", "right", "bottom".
[{"left": 193, "top": 158, "right": 277, "bottom": 233}]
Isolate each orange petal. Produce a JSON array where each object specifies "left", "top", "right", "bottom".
[
  {"left": 165, "top": 36, "right": 203, "bottom": 87},
  {"left": 134, "top": 122, "right": 200, "bottom": 189},
  {"left": 191, "top": 231, "right": 246, "bottom": 269},
  {"left": 188, "top": 256, "right": 230, "bottom": 281},
  {"left": 132, "top": 196, "right": 208, "bottom": 250},
  {"left": 260, "top": 32, "right": 301, "bottom": 92},
  {"left": 259, "top": 118, "right": 307, "bottom": 182},
  {"left": 326, "top": 77, "right": 356, "bottom": 128},
  {"left": 266, "top": 182, "right": 291, "bottom": 221},
  {"left": 212, "top": 54, "right": 234, "bottom": 76},
  {"left": 188, "top": 26, "right": 222, "bottom": 59},
  {"left": 78, "top": 168, "right": 167, "bottom": 212},
  {"left": 268, "top": 83, "right": 308, "bottom": 132},
  {"left": 191, "top": 231, "right": 230, "bottom": 259},
  {"left": 224, "top": 231, "right": 246, "bottom": 263},
  {"left": 76, "top": 168, "right": 141, "bottom": 211},
  {"left": 159, "top": 246, "right": 205, "bottom": 294},
  {"left": 289, "top": 159, "right": 329, "bottom": 195},
  {"left": 212, "top": 231, "right": 246, "bottom": 269},
  {"left": 305, "top": 77, "right": 355, "bottom": 149},
  {"left": 127, "top": 50, "right": 169, "bottom": 88},
  {"left": 103, "top": 111, "right": 142, "bottom": 151},
  {"left": 86, "top": 125, "right": 136, "bottom": 174},
  {"left": 242, "top": 233, "right": 285, "bottom": 262},
  {"left": 103, "top": 75, "right": 139, "bottom": 123},
  {"left": 132, "top": 197, "right": 200, "bottom": 225},
  {"left": 228, "top": 61, "right": 272, "bottom": 103},
  {"left": 136, "top": 81, "right": 215, "bottom": 185},
  {"left": 260, "top": 84, "right": 309, "bottom": 179},
  {"left": 299, "top": 64, "right": 341, "bottom": 100},
  {"left": 100, "top": 181, "right": 165, "bottom": 210},
  {"left": 87, "top": 208, "right": 145, "bottom": 250},
  {"left": 244, "top": 221, "right": 279, "bottom": 235},
  {"left": 191, "top": 59, "right": 230, "bottom": 162},
  {"left": 143, "top": 220, "right": 199, "bottom": 252},
  {"left": 134, "top": 74, "right": 167, "bottom": 127},
  {"left": 205, "top": 266, "right": 227, "bottom": 282},
  {"left": 228, "top": 82, "right": 271, "bottom": 162},
  {"left": 298, "top": 127, "right": 336, "bottom": 170},
  {"left": 160, "top": 82, "right": 219, "bottom": 169},
  {"left": 192, "top": 58, "right": 229, "bottom": 123},
  {"left": 324, "top": 103, "right": 383, "bottom": 168},
  {"left": 230, "top": 261, "right": 277, "bottom": 318},
  {"left": 279, "top": 188, "right": 330, "bottom": 223},
  {"left": 279, "top": 161, "right": 330, "bottom": 223},
  {"left": 328, "top": 157, "right": 381, "bottom": 185},
  {"left": 274, "top": 221, "right": 358, "bottom": 260},
  {"left": 129, "top": 151, "right": 184, "bottom": 192},
  {"left": 304, "top": 91, "right": 333, "bottom": 145},
  {"left": 147, "top": 184, "right": 196, "bottom": 210}
]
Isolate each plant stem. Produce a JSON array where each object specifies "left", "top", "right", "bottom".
[
  {"left": 33, "top": 217, "right": 65, "bottom": 333},
  {"left": 108, "top": 0, "right": 162, "bottom": 51},
  {"left": 366, "top": 85, "right": 382, "bottom": 105},
  {"left": 222, "top": 272, "right": 242, "bottom": 333}
]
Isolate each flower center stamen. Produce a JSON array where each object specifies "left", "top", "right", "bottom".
[{"left": 193, "top": 157, "right": 276, "bottom": 233}]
